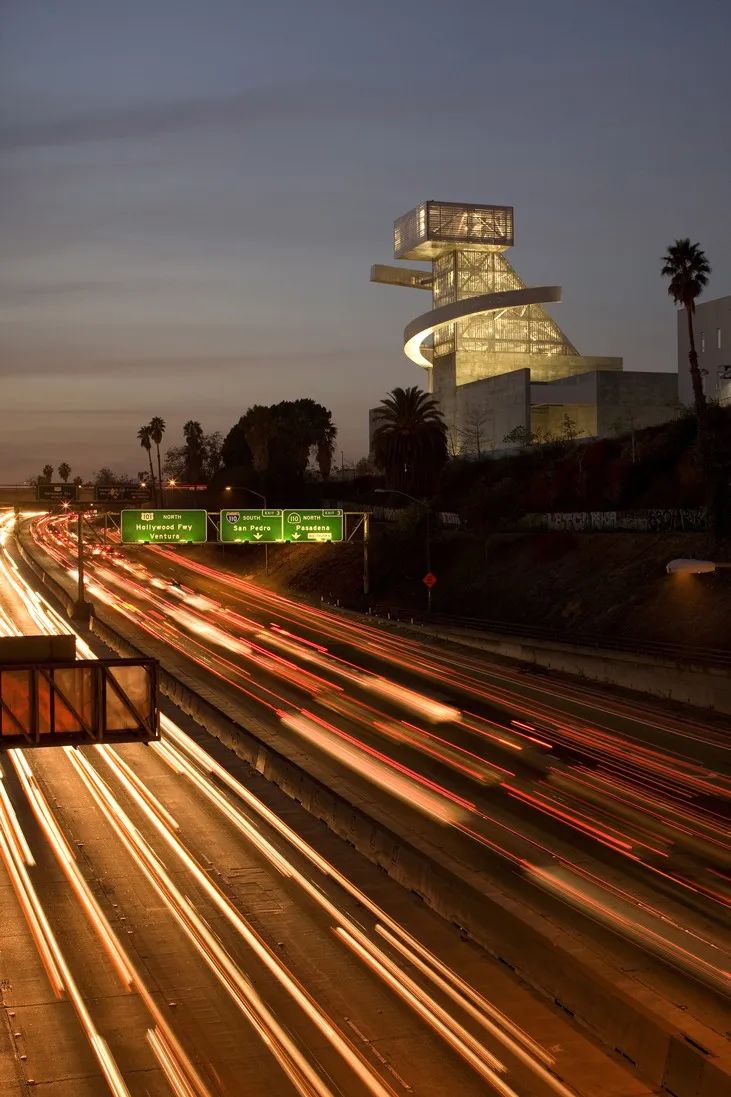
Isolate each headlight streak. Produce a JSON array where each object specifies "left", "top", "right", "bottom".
[
  {"left": 0, "top": 768, "right": 131, "bottom": 1096},
  {"left": 333, "top": 928, "right": 516, "bottom": 1095},
  {"left": 66, "top": 746, "right": 341, "bottom": 1097},
  {"left": 7, "top": 751, "right": 213, "bottom": 1097},
  {"left": 154, "top": 722, "right": 575, "bottom": 1091},
  {"left": 80, "top": 745, "right": 399, "bottom": 1097},
  {"left": 280, "top": 711, "right": 472, "bottom": 823},
  {"left": 27, "top": 524, "right": 579, "bottom": 1088},
  {"left": 27, "top": 516, "right": 731, "bottom": 1000}
]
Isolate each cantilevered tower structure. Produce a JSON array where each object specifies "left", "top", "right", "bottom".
[{"left": 370, "top": 201, "right": 674, "bottom": 453}]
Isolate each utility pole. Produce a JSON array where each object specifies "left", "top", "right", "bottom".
[{"left": 425, "top": 506, "right": 432, "bottom": 614}]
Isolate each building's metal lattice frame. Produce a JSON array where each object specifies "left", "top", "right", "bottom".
[
  {"left": 394, "top": 201, "right": 514, "bottom": 259},
  {"left": 432, "top": 251, "right": 577, "bottom": 360}
]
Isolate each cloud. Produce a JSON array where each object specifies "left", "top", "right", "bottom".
[
  {"left": 0, "top": 80, "right": 438, "bottom": 152},
  {"left": 0, "top": 346, "right": 376, "bottom": 379}
]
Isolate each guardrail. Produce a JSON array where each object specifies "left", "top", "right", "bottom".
[{"left": 362, "top": 605, "right": 731, "bottom": 668}]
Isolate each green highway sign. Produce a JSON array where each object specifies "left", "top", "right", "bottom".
[
  {"left": 121, "top": 509, "right": 208, "bottom": 544},
  {"left": 37, "top": 482, "right": 76, "bottom": 502},
  {"left": 220, "top": 509, "right": 283, "bottom": 543},
  {"left": 282, "top": 509, "right": 343, "bottom": 542}
]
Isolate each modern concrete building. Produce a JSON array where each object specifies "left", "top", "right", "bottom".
[
  {"left": 677, "top": 294, "right": 731, "bottom": 407},
  {"left": 371, "top": 201, "right": 678, "bottom": 453}
]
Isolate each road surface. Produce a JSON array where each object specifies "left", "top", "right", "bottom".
[{"left": 0, "top": 510, "right": 657, "bottom": 1096}]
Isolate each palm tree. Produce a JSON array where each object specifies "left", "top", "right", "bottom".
[
  {"left": 42, "top": 463, "right": 53, "bottom": 482},
  {"left": 372, "top": 386, "right": 447, "bottom": 494},
  {"left": 58, "top": 462, "right": 71, "bottom": 483},
  {"left": 148, "top": 417, "right": 166, "bottom": 503},
  {"left": 137, "top": 426, "right": 155, "bottom": 496},
  {"left": 661, "top": 239, "right": 711, "bottom": 417},
  {"left": 182, "top": 420, "right": 205, "bottom": 483}
]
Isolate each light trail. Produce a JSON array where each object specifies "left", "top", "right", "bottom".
[
  {"left": 15, "top": 513, "right": 728, "bottom": 1088},
  {"left": 152, "top": 720, "right": 579, "bottom": 1095},
  {"left": 6, "top": 750, "right": 214, "bottom": 1097},
  {"left": 0, "top": 761, "right": 131, "bottom": 1097},
  {"left": 6, "top": 515, "right": 566, "bottom": 1095},
  {"left": 30, "top": 512, "right": 731, "bottom": 993}
]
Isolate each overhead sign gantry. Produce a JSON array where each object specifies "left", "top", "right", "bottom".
[{"left": 219, "top": 509, "right": 343, "bottom": 543}]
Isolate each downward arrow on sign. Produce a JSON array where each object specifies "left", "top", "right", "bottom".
[
  {"left": 291, "top": 532, "right": 301, "bottom": 540},
  {"left": 254, "top": 533, "right": 262, "bottom": 540}
]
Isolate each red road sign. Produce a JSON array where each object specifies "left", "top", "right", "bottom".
[{"left": 422, "top": 572, "right": 437, "bottom": 589}]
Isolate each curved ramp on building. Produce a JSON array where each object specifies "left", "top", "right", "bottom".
[{"left": 403, "top": 286, "right": 563, "bottom": 367}]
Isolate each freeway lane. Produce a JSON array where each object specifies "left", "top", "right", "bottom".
[
  {"left": 0, "top": 512, "right": 655, "bottom": 1097},
  {"left": 27, "top": 514, "right": 731, "bottom": 1031},
  {"left": 25, "top": 517, "right": 728, "bottom": 1022}
]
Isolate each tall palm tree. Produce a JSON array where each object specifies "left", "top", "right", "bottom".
[
  {"left": 42, "top": 464, "right": 54, "bottom": 482},
  {"left": 148, "top": 417, "right": 166, "bottom": 503},
  {"left": 57, "top": 462, "right": 71, "bottom": 482},
  {"left": 372, "top": 386, "right": 447, "bottom": 494},
  {"left": 137, "top": 426, "right": 155, "bottom": 494},
  {"left": 182, "top": 420, "right": 205, "bottom": 483},
  {"left": 661, "top": 239, "right": 711, "bottom": 417}
]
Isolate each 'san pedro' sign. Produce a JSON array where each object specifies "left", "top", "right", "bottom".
[{"left": 121, "top": 510, "right": 208, "bottom": 544}]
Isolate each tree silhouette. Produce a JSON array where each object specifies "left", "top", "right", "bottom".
[
  {"left": 372, "top": 386, "right": 447, "bottom": 494},
  {"left": 42, "top": 464, "right": 53, "bottom": 482},
  {"left": 148, "top": 417, "right": 166, "bottom": 503},
  {"left": 58, "top": 462, "right": 71, "bottom": 483},
  {"left": 661, "top": 239, "right": 711, "bottom": 417},
  {"left": 137, "top": 426, "right": 156, "bottom": 494}
]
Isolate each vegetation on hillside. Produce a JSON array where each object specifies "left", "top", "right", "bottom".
[{"left": 432, "top": 409, "right": 731, "bottom": 529}]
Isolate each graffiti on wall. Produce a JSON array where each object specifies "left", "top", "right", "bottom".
[{"left": 524, "top": 508, "right": 708, "bottom": 533}]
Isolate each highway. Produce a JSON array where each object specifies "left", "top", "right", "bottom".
[
  {"left": 30, "top": 515, "right": 731, "bottom": 998},
  {"left": 25, "top": 513, "right": 731, "bottom": 1027},
  {"left": 0, "top": 508, "right": 657, "bottom": 1096}
]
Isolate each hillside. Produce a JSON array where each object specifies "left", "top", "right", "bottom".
[{"left": 170, "top": 409, "right": 731, "bottom": 651}]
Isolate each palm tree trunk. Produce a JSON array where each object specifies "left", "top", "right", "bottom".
[
  {"left": 155, "top": 445, "right": 163, "bottom": 506},
  {"left": 686, "top": 301, "right": 707, "bottom": 416},
  {"left": 146, "top": 451, "right": 155, "bottom": 499}
]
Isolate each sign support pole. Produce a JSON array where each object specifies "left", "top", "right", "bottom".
[{"left": 363, "top": 512, "right": 370, "bottom": 597}]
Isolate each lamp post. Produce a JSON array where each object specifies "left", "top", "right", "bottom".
[
  {"left": 375, "top": 488, "right": 432, "bottom": 613},
  {"left": 72, "top": 509, "right": 91, "bottom": 622},
  {"left": 666, "top": 558, "right": 730, "bottom": 574},
  {"left": 230, "top": 486, "right": 269, "bottom": 576}
]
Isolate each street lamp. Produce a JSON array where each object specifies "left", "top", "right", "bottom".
[
  {"left": 375, "top": 488, "right": 433, "bottom": 613},
  {"left": 666, "top": 558, "right": 729, "bottom": 575},
  {"left": 72, "top": 509, "right": 92, "bottom": 623}
]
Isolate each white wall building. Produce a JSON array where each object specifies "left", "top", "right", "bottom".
[{"left": 677, "top": 294, "right": 731, "bottom": 406}]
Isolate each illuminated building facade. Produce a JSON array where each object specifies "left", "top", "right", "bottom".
[
  {"left": 371, "top": 201, "right": 676, "bottom": 452},
  {"left": 677, "top": 294, "right": 731, "bottom": 407}
]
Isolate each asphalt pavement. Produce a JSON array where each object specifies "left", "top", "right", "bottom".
[{"left": 0, "top": 510, "right": 660, "bottom": 1096}]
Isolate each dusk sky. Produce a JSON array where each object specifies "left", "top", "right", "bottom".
[{"left": 2, "top": 0, "right": 730, "bottom": 481}]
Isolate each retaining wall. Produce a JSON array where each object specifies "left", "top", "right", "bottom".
[{"left": 416, "top": 626, "right": 731, "bottom": 714}]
